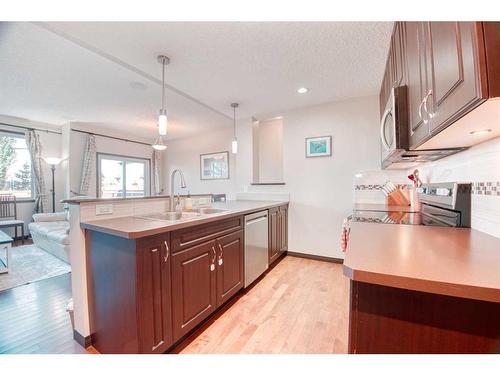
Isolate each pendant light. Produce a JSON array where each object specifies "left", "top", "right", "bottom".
[
  {"left": 152, "top": 55, "right": 170, "bottom": 151},
  {"left": 231, "top": 103, "right": 239, "bottom": 154}
]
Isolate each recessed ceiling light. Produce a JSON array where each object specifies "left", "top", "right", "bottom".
[
  {"left": 469, "top": 129, "right": 492, "bottom": 135},
  {"left": 297, "top": 87, "right": 309, "bottom": 94},
  {"left": 129, "top": 81, "right": 148, "bottom": 90}
]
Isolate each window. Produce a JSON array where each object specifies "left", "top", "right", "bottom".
[
  {"left": 0, "top": 132, "right": 32, "bottom": 199},
  {"left": 97, "top": 153, "right": 150, "bottom": 198}
]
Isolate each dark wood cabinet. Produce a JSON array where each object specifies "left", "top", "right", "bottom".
[
  {"left": 268, "top": 207, "right": 280, "bottom": 264},
  {"left": 405, "top": 22, "right": 431, "bottom": 148},
  {"left": 349, "top": 280, "right": 500, "bottom": 353},
  {"left": 137, "top": 234, "right": 173, "bottom": 353},
  {"left": 171, "top": 219, "right": 244, "bottom": 342},
  {"left": 87, "top": 231, "right": 172, "bottom": 354},
  {"left": 380, "top": 22, "right": 406, "bottom": 118},
  {"left": 88, "top": 209, "right": 280, "bottom": 353},
  {"left": 381, "top": 22, "right": 499, "bottom": 152},
  {"left": 171, "top": 239, "right": 217, "bottom": 342},
  {"left": 278, "top": 205, "right": 288, "bottom": 253},
  {"left": 425, "top": 22, "right": 487, "bottom": 135},
  {"left": 269, "top": 204, "right": 288, "bottom": 265},
  {"left": 216, "top": 230, "right": 244, "bottom": 306}
]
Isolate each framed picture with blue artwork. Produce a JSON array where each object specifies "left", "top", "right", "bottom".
[{"left": 305, "top": 136, "right": 332, "bottom": 158}]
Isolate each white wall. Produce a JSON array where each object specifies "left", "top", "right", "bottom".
[
  {"left": 269, "top": 96, "right": 382, "bottom": 259},
  {"left": 163, "top": 127, "right": 236, "bottom": 197},
  {"left": 254, "top": 118, "right": 284, "bottom": 183},
  {"left": 414, "top": 136, "right": 500, "bottom": 238}
]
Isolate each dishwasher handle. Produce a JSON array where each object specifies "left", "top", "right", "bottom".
[
  {"left": 245, "top": 210, "right": 268, "bottom": 225},
  {"left": 246, "top": 216, "right": 267, "bottom": 225}
]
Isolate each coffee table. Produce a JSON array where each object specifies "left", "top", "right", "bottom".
[{"left": 0, "top": 230, "right": 13, "bottom": 274}]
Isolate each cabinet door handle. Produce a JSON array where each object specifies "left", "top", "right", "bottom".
[
  {"left": 211, "top": 246, "right": 216, "bottom": 263},
  {"left": 423, "top": 89, "right": 434, "bottom": 122},
  {"left": 164, "top": 241, "right": 169, "bottom": 263},
  {"left": 218, "top": 243, "right": 223, "bottom": 259},
  {"left": 418, "top": 96, "right": 425, "bottom": 122}
]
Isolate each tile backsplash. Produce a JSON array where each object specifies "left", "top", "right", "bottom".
[
  {"left": 353, "top": 170, "right": 410, "bottom": 204},
  {"left": 415, "top": 136, "right": 500, "bottom": 238}
]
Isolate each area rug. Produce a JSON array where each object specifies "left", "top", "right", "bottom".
[{"left": 0, "top": 244, "right": 71, "bottom": 292}]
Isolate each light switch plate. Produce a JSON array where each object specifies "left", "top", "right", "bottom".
[{"left": 95, "top": 204, "right": 113, "bottom": 215}]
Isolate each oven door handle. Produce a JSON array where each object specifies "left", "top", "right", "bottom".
[{"left": 380, "top": 107, "right": 392, "bottom": 151}]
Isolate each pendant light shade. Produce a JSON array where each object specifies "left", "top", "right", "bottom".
[
  {"left": 231, "top": 103, "right": 239, "bottom": 154},
  {"left": 159, "top": 109, "right": 167, "bottom": 136},
  {"left": 152, "top": 135, "right": 167, "bottom": 151},
  {"left": 152, "top": 55, "right": 170, "bottom": 150}
]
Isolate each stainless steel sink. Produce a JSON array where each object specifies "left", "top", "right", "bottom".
[
  {"left": 191, "top": 207, "right": 227, "bottom": 214},
  {"left": 139, "top": 211, "right": 201, "bottom": 221},
  {"left": 137, "top": 207, "right": 227, "bottom": 222}
]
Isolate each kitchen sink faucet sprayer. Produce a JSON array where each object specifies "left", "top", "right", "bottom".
[{"left": 170, "top": 169, "right": 187, "bottom": 212}]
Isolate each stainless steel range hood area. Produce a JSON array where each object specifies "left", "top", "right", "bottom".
[{"left": 382, "top": 147, "right": 467, "bottom": 170}]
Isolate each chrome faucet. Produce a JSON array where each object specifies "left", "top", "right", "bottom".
[{"left": 169, "top": 169, "right": 187, "bottom": 212}]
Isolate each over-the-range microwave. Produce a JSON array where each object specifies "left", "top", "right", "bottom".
[{"left": 380, "top": 86, "right": 464, "bottom": 170}]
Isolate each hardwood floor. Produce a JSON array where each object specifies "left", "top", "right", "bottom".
[
  {"left": 0, "top": 255, "right": 348, "bottom": 354},
  {"left": 0, "top": 273, "right": 95, "bottom": 354},
  {"left": 178, "top": 256, "right": 349, "bottom": 354}
]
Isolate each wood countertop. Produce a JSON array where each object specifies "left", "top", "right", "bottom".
[
  {"left": 343, "top": 222, "right": 500, "bottom": 303},
  {"left": 81, "top": 200, "right": 288, "bottom": 239}
]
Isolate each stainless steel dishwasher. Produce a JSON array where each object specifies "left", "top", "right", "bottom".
[{"left": 244, "top": 210, "right": 269, "bottom": 287}]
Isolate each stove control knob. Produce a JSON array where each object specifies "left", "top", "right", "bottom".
[{"left": 436, "top": 188, "right": 451, "bottom": 196}]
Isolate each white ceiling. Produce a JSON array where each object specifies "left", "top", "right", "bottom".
[{"left": 0, "top": 21, "right": 393, "bottom": 140}]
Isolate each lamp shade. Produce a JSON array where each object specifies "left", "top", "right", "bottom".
[
  {"left": 159, "top": 111, "right": 167, "bottom": 136},
  {"left": 44, "top": 157, "right": 63, "bottom": 165}
]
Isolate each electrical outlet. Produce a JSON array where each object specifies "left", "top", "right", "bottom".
[{"left": 95, "top": 204, "right": 113, "bottom": 215}]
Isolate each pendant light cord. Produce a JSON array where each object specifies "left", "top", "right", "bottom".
[
  {"left": 161, "top": 58, "right": 165, "bottom": 110},
  {"left": 233, "top": 105, "right": 236, "bottom": 138}
]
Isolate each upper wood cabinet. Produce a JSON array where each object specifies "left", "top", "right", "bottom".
[
  {"left": 381, "top": 22, "right": 499, "bottom": 151},
  {"left": 405, "top": 22, "right": 431, "bottom": 147},
  {"left": 425, "top": 22, "right": 487, "bottom": 135}
]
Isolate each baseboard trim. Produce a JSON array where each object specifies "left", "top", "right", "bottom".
[
  {"left": 73, "top": 329, "right": 94, "bottom": 348},
  {"left": 287, "top": 251, "right": 344, "bottom": 264}
]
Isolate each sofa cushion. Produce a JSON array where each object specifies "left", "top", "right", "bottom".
[
  {"left": 32, "top": 212, "right": 68, "bottom": 222},
  {"left": 46, "top": 229, "right": 70, "bottom": 245},
  {"left": 28, "top": 221, "right": 69, "bottom": 238}
]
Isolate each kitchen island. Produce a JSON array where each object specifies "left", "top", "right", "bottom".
[
  {"left": 81, "top": 200, "right": 288, "bottom": 354},
  {"left": 343, "top": 222, "right": 500, "bottom": 353}
]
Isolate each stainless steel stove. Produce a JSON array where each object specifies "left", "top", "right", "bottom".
[{"left": 352, "top": 182, "right": 472, "bottom": 228}]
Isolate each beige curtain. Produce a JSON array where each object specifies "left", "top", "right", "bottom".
[
  {"left": 78, "top": 134, "right": 96, "bottom": 196},
  {"left": 25, "top": 130, "right": 47, "bottom": 213},
  {"left": 152, "top": 150, "right": 162, "bottom": 195}
]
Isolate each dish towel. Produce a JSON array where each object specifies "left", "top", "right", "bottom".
[{"left": 340, "top": 217, "right": 351, "bottom": 252}]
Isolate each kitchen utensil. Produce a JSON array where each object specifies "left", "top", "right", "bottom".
[{"left": 413, "top": 169, "right": 422, "bottom": 187}]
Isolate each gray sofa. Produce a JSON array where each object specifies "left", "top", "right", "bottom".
[{"left": 28, "top": 212, "right": 70, "bottom": 263}]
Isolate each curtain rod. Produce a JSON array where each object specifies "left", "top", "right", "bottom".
[
  {"left": 71, "top": 129, "right": 152, "bottom": 147},
  {"left": 0, "top": 122, "right": 62, "bottom": 135}
]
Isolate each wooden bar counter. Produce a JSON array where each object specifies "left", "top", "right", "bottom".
[{"left": 343, "top": 222, "right": 500, "bottom": 354}]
